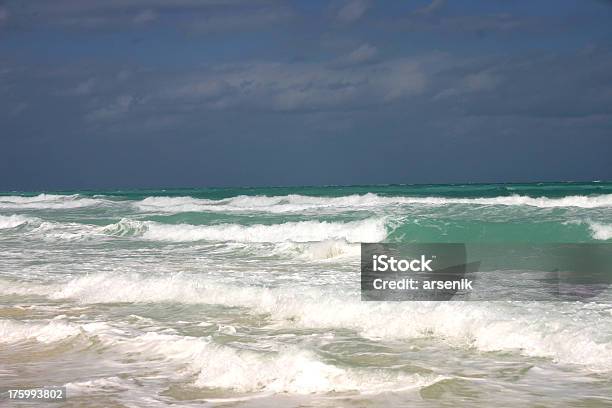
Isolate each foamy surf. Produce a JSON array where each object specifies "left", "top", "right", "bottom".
[
  {"left": 0, "top": 194, "right": 108, "bottom": 209},
  {"left": 0, "top": 214, "right": 36, "bottom": 229},
  {"left": 102, "top": 217, "right": 388, "bottom": 243},
  {"left": 282, "top": 239, "right": 362, "bottom": 260},
  {"left": 0, "top": 216, "right": 387, "bottom": 246},
  {"left": 133, "top": 192, "right": 612, "bottom": 214},
  {"left": 589, "top": 222, "right": 612, "bottom": 240},
  {"left": 1, "top": 318, "right": 444, "bottom": 394},
  {"left": 2, "top": 183, "right": 612, "bottom": 406},
  {"left": 4, "top": 273, "right": 612, "bottom": 371},
  {"left": 110, "top": 331, "right": 443, "bottom": 394},
  {"left": 0, "top": 319, "right": 82, "bottom": 344}
]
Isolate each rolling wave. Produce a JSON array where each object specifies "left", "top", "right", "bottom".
[
  {"left": 0, "top": 318, "right": 443, "bottom": 394},
  {"left": 589, "top": 222, "right": 612, "bottom": 240},
  {"left": 0, "top": 214, "right": 36, "bottom": 229},
  {"left": 3, "top": 274, "right": 611, "bottom": 370},
  {"left": 0, "top": 214, "right": 386, "bottom": 251},
  {"left": 2, "top": 192, "right": 612, "bottom": 214},
  {"left": 0, "top": 319, "right": 82, "bottom": 343},
  {"left": 0, "top": 194, "right": 108, "bottom": 209},
  {"left": 2, "top": 214, "right": 610, "bottom": 242},
  {"left": 102, "top": 217, "right": 388, "bottom": 243},
  {"left": 135, "top": 193, "right": 612, "bottom": 213}
]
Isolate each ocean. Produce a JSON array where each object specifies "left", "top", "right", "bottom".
[{"left": 1, "top": 182, "right": 611, "bottom": 407}]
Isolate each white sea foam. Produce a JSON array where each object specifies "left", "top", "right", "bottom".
[
  {"left": 28, "top": 220, "right": 103, "bottom": 241},
  {"left": 134, "top": 193, "right": 612, "bottom": 214},
  {"left": 0, "top": 214, "right": 36, "bottom": 229},
  {"left": 0, "top": 319, "right": 81, "bottom": 343},
  {"left": 0, "top": 215, "right": 90, "bottom": 241},
  {"left": 136, "top": 332, "right": 440, "bottom": 393},
  {"left": 285, "top": 239, "right": 361, "bottom": 260},
  {"left": 2, "top": 317, "right": 441, "bottom": 394},
  {"left": 3, "top": 192, "right": 612, "bottom": 213},
  {"left": 589, "top": 222, "right": 612, "bottom": 240},
  {"left": 9, "top": 274, "right": 612, "bottom": 370},
  {"left": 64, "top": 376, "right": 130, "bottom": 395},
  {"left": 102, "top": 218, "right": 388, "bottom": 243},
  {"left": 464, "top": 194, "right": 612, "bottom": 208},
  {"left": 92, "top": 329, "right": 442, "bottom": 394},
  {"left": 0, "top": 194, "right": 107, "bottom": 209},
  {"left": 0, "top": 215, "right": 382, "bottom": 252}
]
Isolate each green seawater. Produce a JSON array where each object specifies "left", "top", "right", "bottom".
[
  {"left": 3, "top": 181, "right": 611, "bottom": 243},
  {"left": 10, "top": 180, "right": 612, "bottom": 198}
]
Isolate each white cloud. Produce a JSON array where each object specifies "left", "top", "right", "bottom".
[
  {"left": 336, "top": 0, "right": 370, "bottom": 23},
  {"left": 133, "top": 9, "right": 157, "bottom": 24},
  {"left": 117, "top": 70, "right": 131, "bottom": 81},
  {"left": 71, "top": 78, "right": 97, "bottom": 96},
  {"left": 86, "top": 95, "right": 134, "bottom": 121},
  {"left": 335, "top": 43, "right": 378, "bottom": 67},
  {"left": 155, "top": 57, "right": 428, "bottom": 112},
  {"left": 463, "top": 71, "right": 501, "bottom": 92},
  {"left": 434, "top": 70, "right": 502, "bottom": 100},
  {"left": 0, "top": 6, "right": 9, "bottom": 25},
  {"left": 9, "top": 102, "right": 27, "bottom": 117}
]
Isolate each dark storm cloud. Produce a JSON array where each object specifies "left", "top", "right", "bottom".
[
  {"left": 149, "top": 57, "right": 430, "bottom": 112},
  {"left": 5, "top": 45, "right": 609, "bottom": 145},
  {"left": 432, "top": 47, "right": 612, "bottom": 119},
  {"left": 0, "top": 0, "right": 292, "bottom": 31},
  {"left": 381, "top": 0, "right": 564, "bottom": 36},
  {"left": 0, "top": 0, "right": 611, "bottom": 189},
  {"left": 35, "top": 47, "right": 609, "bottom": 123},
  {"left": 0, "top": 5, "right": 8, "bottom": 26}
]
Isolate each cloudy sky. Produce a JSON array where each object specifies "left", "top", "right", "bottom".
[{"left": 1, "top": 0, "right": 611, "bottom": 190}]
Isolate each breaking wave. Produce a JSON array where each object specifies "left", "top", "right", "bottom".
[
  {"left": 0, "top": 194, "right": 108, "bottom": 209},
  {"left": 589, "top": 222, "right": 612, "bottom": 240},
  {"left": 102, "top": 218, "right": 388, "bottom": 243},
  {"left": 134, "top": 193, "right": 612, "bottom": 214},
  {"left": 5, "top": 213, "right": 610, "bottom": 246},
  {"left": 0, "top": 214, "right": 36, "bottom": 229},
  {"left": 0, "top": 215, "right": 382, "bottom": 256},
  {"left": 4, "top": 274, "right": 611, "bottom": 371},
  {"left": 3, "top": 192, "right": 612, "bottom": 213},
  {"left": 280, "top": 239, "right": 361, "bottom": 260},
  {"left": 0, "top": 319, "right": 82, "bottom": 343},
  {"left": 110, "top": 331, "right": 441, "bottom": 394},
  {"left": 0, "top": 318, "right": 443, "bottom": 394}
]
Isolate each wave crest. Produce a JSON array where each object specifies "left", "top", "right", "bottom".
[
  {"left": 0, "top": 319, "right": 81, "bottom": 344},
  {"left": 0, "top": 318, "right": 443, "bottom": 394},
  {"left": 0, "top": 214, "right": 36, "bottom": 229},
  {"left": 134, "top": 193, "right": 612, "bottom": 214},
  {"left": 0, "top": 194, "right": 107, "bottom": 209},
  {"left": 8, "top": 274, "right": 611, "bottom": 370},
  {"left": 589, "top": 222, "right": 612, "bottom": 240},
  {"left": 102, "top": 218, "right": 387, "bottom": 243}
]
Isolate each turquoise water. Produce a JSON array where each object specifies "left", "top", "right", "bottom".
[
  {"left": 3, "top": 182, "right": 612, "bottom": 243},
  {"left": 1, "top": 183, "right": 611, "bottom": 406}
]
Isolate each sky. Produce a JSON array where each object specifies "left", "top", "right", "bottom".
[{"left": 1, "top": 0, "right": 611, "bottom": 190}]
